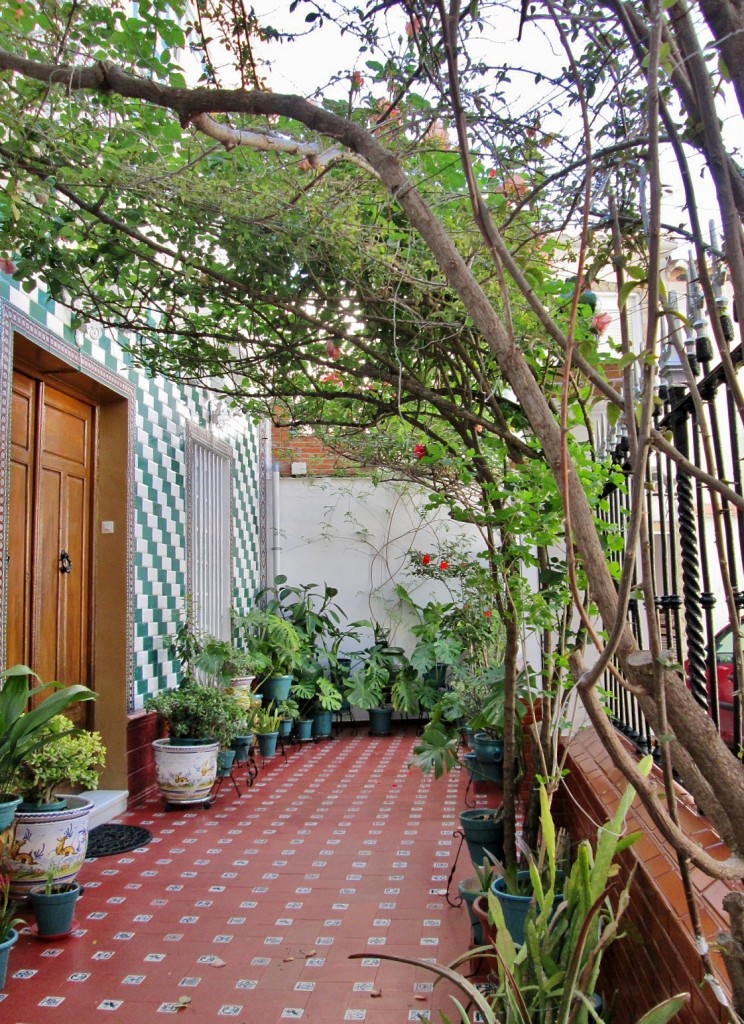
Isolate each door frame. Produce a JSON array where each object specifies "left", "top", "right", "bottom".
[{"left": 0, "top": 300, "right": 136, "bottom": 790}]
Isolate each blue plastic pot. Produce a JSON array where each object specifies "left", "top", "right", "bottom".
[
  {"left": 459, "top": 807, "right": 505, "bottom": 868},
  {"left": 491, "top": 870, "right": 564, "bottom": 946}
]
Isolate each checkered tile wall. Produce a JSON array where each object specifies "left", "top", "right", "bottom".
[{"left": 0, "top": 277, "right": 263, "bottom": 711}]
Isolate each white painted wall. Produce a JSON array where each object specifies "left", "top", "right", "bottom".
[{"left": 272, "top": 475, "right": 541, "bottom": 668}]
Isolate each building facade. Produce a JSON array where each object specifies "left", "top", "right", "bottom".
[{"left": 0, "top": 273, "right": 265, "bottom": 803}]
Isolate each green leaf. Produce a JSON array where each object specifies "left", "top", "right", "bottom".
[{"left": 633, "top": 994, "right": 689, "bottom": 1024}]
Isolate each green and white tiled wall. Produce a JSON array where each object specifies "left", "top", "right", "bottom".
[{"left": 0, "top": 275, "right": 263, "bottom": 712}]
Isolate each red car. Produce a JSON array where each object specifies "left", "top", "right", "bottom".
[{"left": 693, "top": 621, "right": 740, "bottom": 747}]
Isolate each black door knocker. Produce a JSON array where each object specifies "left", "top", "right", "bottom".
[{"left": 59, "top": 550, "right": 72, "bottom": 574}]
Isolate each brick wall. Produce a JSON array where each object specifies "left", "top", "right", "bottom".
[
  {"left": 126, "top": 711, "right": 164, "bottom": 806},
  {"left": 558, "top": 729, "right": 736, "bottom": 1024},
  {"left": 272, "top": 424, "right": 360, "bottom": 477}
]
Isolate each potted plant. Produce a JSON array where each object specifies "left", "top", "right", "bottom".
[
  {"left": 290, "top": 672, "right": 343, "bottom": 739},
  {"left": 345, "top": 650, "right": 394, "bottom": 736},
  {"left": 12, "top": 714, "right": 106, "bottom": 810},
  {"left": 3, "top": 714, "right": 105, "bottom": 898},
  {"left": 458, "top": 859, "right": 497, "bottom": 947},
  {"left": 145, "top": 683, "right": 247, "bottom": 807},
  {"left": 394, "top": 585, "right": 463, "bottom": 684},
  {"left": 29, "top": 862, "right": 81, "bottom": 939},
  {"left": 233, "top": 607, "right": 305, "bottom": 702},
  {"left": 0, "top": 873, "right": 23, "bottom": 990},
  {"left": 275, "top": 698, "right": 298, "bottom": 738},
  {"left": 195, "top": 635, "right": 269, "bottom": 691},
  {"left": 0, "top": 665, "right": 96, "bottom": 830},
  {"left": 253, "top": 702, "right": 282, "bottom": 757}
]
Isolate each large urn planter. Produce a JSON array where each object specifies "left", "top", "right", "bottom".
[
  {"left": 0, "top": 928, "right": 18, "bottom": 989},
  {"left": 261, "top": 674, "right": 293, "bottom": 703},
  {"left": 4, "top": 796, "right": 94, "bottom": 899},
  {"left": 29, "top": 881, "right": 81, "bottom": 939},
  {"left": 459, "top": 807, "right": 505, "bottom": 869},
  {"left": 226, "top": 678, "right": 258, "bottom": 711},
  {"left": 152, "top": 738, "right": 218, "bottom": 807}
]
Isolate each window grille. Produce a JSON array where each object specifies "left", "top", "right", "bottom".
[{"left": 187, "top": 426, "right": 233, "bottom": 640}]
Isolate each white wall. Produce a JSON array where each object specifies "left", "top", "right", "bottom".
[{"left": 272, "top": 475, "right": 541, "bottom": 668}]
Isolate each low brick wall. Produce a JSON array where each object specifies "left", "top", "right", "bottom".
[
  {"left": 558, "top": 728, "right": 737, "bottom": 1024},
  {"left": 126, "top": 711, "right": 162, "bottom": 806}
]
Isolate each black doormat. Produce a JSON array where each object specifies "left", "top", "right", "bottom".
[{"left": 85, "top": 824, "right": 153, "bottom": 858}]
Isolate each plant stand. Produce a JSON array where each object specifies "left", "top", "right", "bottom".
[{"left": 209, "top": 762, "right": 243, "bottom": 800}]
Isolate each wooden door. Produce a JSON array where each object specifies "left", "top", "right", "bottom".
[{"left": 7, "top": 370, "right": 95, "bottom": 724}]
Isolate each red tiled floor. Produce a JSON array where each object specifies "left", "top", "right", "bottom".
[{"left": 0, "top": 729, "right": 486, "bottom": 1023}]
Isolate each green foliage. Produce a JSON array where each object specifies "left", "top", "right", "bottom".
[
  {"left": 144, "top": 683, "right": 247, "bottom": 749},
  {"left": 0, "top": 665, "right": 96, "bottom": 798},
  {"left": 194, "top": 636, "right": 267, "bottom": 686},
  {"left": 344, "top": 650, "right": 391, "bottom": 710},
  {"left": 259, "top": 576, "right": 369, "bottom": 669},
  {"left": 233, "top": 607, "right": 305, "bottom": 680},
  {"left": 253, "top": 702, "right": 283, "bottom": 735},
  {"left": 12, "top": 714, "right": 106, "bottom": 804},
  {"left": 409, "top": 717, "right": 459, "bottom": 779},
  {"left": 0, "top": 873, "right": 24, "bottom": 944},
  {"left": 482, "top": 775, "right": 649, "bottom": 1023}
]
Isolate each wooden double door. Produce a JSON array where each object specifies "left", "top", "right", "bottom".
[{"left": 6, "top": 368, "right": 95, "bottom": 724}]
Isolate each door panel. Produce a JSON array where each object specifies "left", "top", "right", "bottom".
[
  {"left": 9, "top": 370, "right": 94, "bottom": 725},
  {"left": 7, "top": 373, "right": 35, "bottom": 667}
]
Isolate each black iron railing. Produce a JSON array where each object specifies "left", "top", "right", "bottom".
[{"left": 600, "top": 332, "right": 744, "bottom": 756}]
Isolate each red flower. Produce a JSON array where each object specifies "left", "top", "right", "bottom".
[
  {"left": 591, "top": 312, "right": 612, "bottom": 334},
  {"left": 421, "top": 554, "right": 431, "bottom": 566},
  {"left": 439, "top": 560, "right": 449, "bottom": 570},
  {"left": 413, "top": 443, "right": 428, "bottom": 460},
  {"left": 484, "top": 610, "right": 491, "bottom": 618}
]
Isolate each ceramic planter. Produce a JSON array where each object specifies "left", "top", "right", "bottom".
[
  {"left": 462, "top": 752, "right": 503, "bottom": 784},
  {"left": 459, "top": 807, "right": 505, "bottom": 869},
  {"left": 0, "top": 928, "right": 18, "bottom": 989},
  {"left": 226, "top": 678, "right": 257, "bottom": 711},
  {"left": 458, "top": 876, "right": 485, "bottom": 946},
  {"left": 230, "top": 735, "right": 253, "bottom": 762},
  {"left": 152, "top": 738, "right": 218, "bottom": 807},
  {"left": 29, "top": 881, "right": 81, "bottom": 938},
  {"left": 3, "top": 796, "right": 94, "bottom": 898},
  {"left": 279, "top": 718, "right": 293, "bottom": 738}
]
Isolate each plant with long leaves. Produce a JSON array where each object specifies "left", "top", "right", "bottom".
[{"left": 0, "top": 666, "right": 96, "bottom": 800}]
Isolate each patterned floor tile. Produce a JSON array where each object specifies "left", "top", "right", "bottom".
[{"left": 0, "top": 731, "right": 496, "bottom": 1022}]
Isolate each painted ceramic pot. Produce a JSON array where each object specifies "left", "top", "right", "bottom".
[
  {"left": 152, "top": 738, "right": 218, "bottom": 806},
  {"left": 2, "top": 796, "right": 93, "bottom": 898}
]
